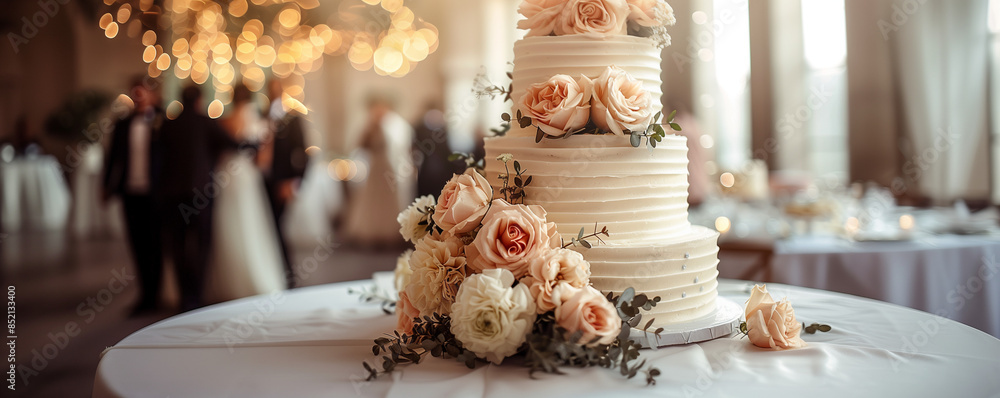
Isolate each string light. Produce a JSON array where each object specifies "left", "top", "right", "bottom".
[{"left": 98, "top": 0, "right": 438, "bottom": 116}]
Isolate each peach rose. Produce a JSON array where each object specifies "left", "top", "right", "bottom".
[
  {"left": 591, "top": 65, "right": 653, "bottom": 135},
  {"left": 432, "top": 168, "right": 493, "bottom": 235},
  {"left": 517, "top": 0, "right": 565, "bottom": 36},
  {"left": 405, "top": 236, "right": 467, "bottom": 316},
  {"left": 626, "top": 0, "right": 675, "bottom": 27},
  {"left": 466, "top": 200, "right": 558, "bottom": 279},
  {"left": 521, "top": 249, "right": 592, "bottom": 313},
  {"left": 744, "top": 285, "right": 806, "bottom": 350},
  {"left": 396, "top": 291, "right": 421, "bottom": 336},
  {"left": 519, "top": 74, "right": 593, "bottom": 138},
  {"left": 556, "top": 0, "right": 629, "bottom": 36},
  {"left": 554, "top": 285, "right": 621, "bottom": 346}
]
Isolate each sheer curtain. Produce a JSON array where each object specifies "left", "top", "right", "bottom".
[
  {"left": 893, "top": 0, "right": 990, "bottom": 203},
  {"left": 847, "top": 0, "right": 990, "bottom": 204}
]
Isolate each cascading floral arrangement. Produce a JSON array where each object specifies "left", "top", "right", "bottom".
[{"left": 363, "top": 157, "right": 666, "bottom": 384}]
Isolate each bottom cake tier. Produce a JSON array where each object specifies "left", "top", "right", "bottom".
[{"left": 578, "top": 225, "right": 721, "bottom": 326}]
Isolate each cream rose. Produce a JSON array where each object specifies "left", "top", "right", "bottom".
[
  {"left": 519, "top": 74, "right": 593, "bottom": 138},
  {"left": 397, "top": 195, "right": 436, "bottom": 244},
  {"left": 517, "top": 0, "right": 565, "bottom": 36},
  {"left": 396, "top": 291, "right": 421, "bottom": 336},
  {"left": 393, "top": 249, "right": 413, "bottom": 295},
  {"left": 450, "top": 269, "right": 536, "bottom": 364},
  {"left": 432, "top": 169, "right": 493, "bottom": 235},
  {"left": 591, "top": 65, "right": 653, "bottom": 135},
  {"left": 466, "top": 200, "right": 558, "bottom": 279},
  {"left": 626, "top": 0, "right": 675, "bottom": 27},
  {"left": 405, "top": 237, "right": 467, "bottom": 316},
  {"left": 554, "top": 285, "right": 621, "bottom": 346},
  {"left": 521, "top": 249, "right": 592, "bottom": 313},
  {"left": 556, "top": 0, "right": 629, "bottom": 36},
  {"left": 744, "top": 285, "right": 806, "bottom": 350}
]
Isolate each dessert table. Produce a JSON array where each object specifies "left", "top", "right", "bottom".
[
  {"left": 93, "top": 278, "right": 1000, "bottom": 397},
  {"left": 772, "top": 235, "right": 1000, "bottom": 338}
]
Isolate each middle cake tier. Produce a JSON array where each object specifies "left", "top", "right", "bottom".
[{"left": 484, "top": 134, "right": 691, "bottom": 246}]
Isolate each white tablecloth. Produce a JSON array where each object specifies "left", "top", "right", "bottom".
[
  {"left": 773, "top": 235, "right": 1000, "bottom": 338},
  {"left": 0, "top": 156, "right": 71, "bottom": 232},
  {"left": 93, "top": 279, "right": 1000, "bottom": 397}
]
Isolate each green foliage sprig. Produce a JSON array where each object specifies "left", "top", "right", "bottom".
[
  {"left": 347, "top": 285, "right": 397, "bottom": 315},
  {"left": 523, "top": 287, "right": 663, "bottom": 385},
  {"left": 736, "top": 321, "right": 832, "bottom": 338},
  {"left": 802, "top": 322, "right": 832, "bottom": 334},
  {"left": 562, "top": 223, "right": 610, "bottom": 249},
  {"left": 363, "top": 313, "right": 482, "bottom": 381},
  {"left": 629, "top": 110, "right": 682, "bottom": 151},
  {"left": 477, "top": 69, "right": 515, "bottom": 137},
  {"left": 414, "top": 202, "right": 444, "bottom": 236},
  {"left": 447, "top": 152, "right": 485, "bottom": 172},
  {"left": 497, "top": 154, "right": 531, "bottom": 204}
]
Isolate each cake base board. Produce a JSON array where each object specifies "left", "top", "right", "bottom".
[{"left": 629, "top": 296, "right": 742, "bottom": 348}]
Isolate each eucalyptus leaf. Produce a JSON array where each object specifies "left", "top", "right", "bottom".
[{"left": 630, "top": 133, "right": 641, "bottom": 147}]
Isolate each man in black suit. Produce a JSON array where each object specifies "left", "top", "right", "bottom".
[
  {"left": 103, "top": 76, "right": 163, "bottom": 315},
  {"left": 158, "top": 85, "right": 239, "bottom": 311},
  {"left": 264, "top": 80, "right": 308, "bottom": 288}
]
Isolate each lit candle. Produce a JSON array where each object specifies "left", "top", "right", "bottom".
[{"left": 899, "top": 214, "right": 915, "bottom": 231}]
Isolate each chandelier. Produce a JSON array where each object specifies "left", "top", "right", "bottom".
[{"left": 97, "top": 0, "right": 439, "bottom": 108}]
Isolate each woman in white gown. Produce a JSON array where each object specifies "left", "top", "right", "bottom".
[
  {"left": 205, "top": 85, "right": 287, "bottom": 303},
  {"left": 344, "top": 99, "right": 416, "bottom": 247}
]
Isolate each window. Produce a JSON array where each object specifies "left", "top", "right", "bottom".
[{"left": 799, "top": 0, "right": 848, "bottom": 184}]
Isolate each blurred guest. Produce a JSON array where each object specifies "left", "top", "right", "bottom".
[
  {"left": 158, "top": 85, "right": 239, "bottom": 311},
  {"left": 263, "top": 79, "right": 308, "bottom": 287},
  {"left": 413, "top": 102, "right": 453, "bottom": 197},
  {"left": 206, "top": 84, "right": 286, "bottom": 302},
  {"left": 345, "top": 95, "right": 415, "bottom": 248},
  {"left": 102, "top": 76, "right": 163, "bottom": 315}
]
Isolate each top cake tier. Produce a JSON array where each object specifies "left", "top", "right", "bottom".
[{"left": 509, "top": 34, "right": 663, "bottom": 138}]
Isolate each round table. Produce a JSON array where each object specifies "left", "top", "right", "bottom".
[
  {"left": 93, "top": 279, "right": 1000, "bottom": 397},
  {"left": 772, "top": 235, "right": 1000, "bottom": 338}
]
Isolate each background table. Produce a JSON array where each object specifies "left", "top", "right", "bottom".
[
  {"left": 772, "top": 235, "right": 1000, "bottom": 338},
  {"left": 93, "top": 279, "right": 1000, "bottom": 397}
]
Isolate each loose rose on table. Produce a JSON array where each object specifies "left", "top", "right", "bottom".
[
  {"left": 743, "top": 284, "right": 806, "bottom": 350},
  {"left": 466, "top": 199, "right": 560, "bottom": 279},
  {"left": 591, "top": 65, "right": 654, "bottom": 136},
  {"left": 518, "top": 74, "right": 593, "bottom": 138},
  {"left": 557, "top": 0, "right": 630, "bottom": 36},
  {"left": 433, "top": 169, "right": 493, "bottom": 235},
  {"left": 450, "top": 269, "right": 537, "bottom": 365}
]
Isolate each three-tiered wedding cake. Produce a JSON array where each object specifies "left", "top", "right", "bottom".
[{"left": 483, "top": 0, "right": 720, "bottom": 326}]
